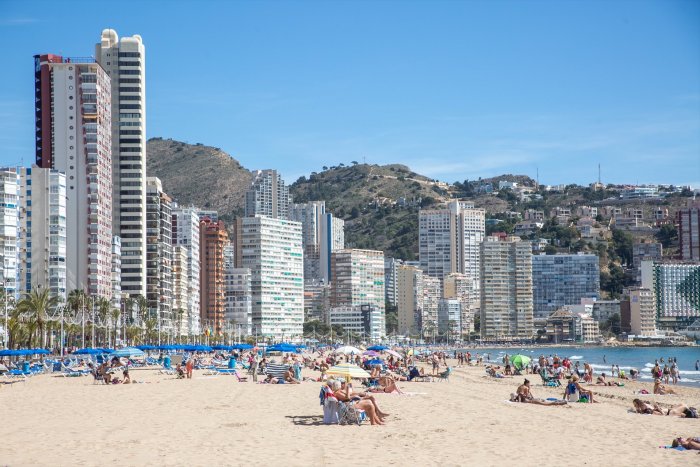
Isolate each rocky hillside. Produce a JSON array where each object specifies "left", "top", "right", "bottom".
[
  {"left": 146, "top": 138, "right": 252, "bottom": 222},
  {"left": 291, "top": 163, "right": 451, "bottom": 260}
]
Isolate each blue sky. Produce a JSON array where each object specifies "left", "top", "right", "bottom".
[{"left": 1, "top": 0, "right": 698, "bottom": 186}]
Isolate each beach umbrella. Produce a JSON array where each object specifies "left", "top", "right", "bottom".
[
  {"left": 212, "top": 345, "right": 232, "bottom": 350},
  {"left": 72, "top": 348, "right": 106, "bottom": 355},
  {"left": 511, "top": 355, "right": 531, "bottom": 370},
  {"left": 366, "top": 358, "right": 384, "bottom": 366},
  {"left": 267, "top": 343, "right": 297, "bottom": 353},
  {"left": 367, "top": 345, "right": 388, "bottom": 351},
  {"left": 231, "top": 343, "right": 253, "bottom": 350},
  {"left": 363, "top": 350, "right": 380, "bottom": 357},
  {"left": 109, "top": 347, "right": 144, "bottom": 358},
  {"left": 334, "top": 346, "right": 362, "bottom": 356},
  {"left": 135, "top": 345, "right": 157, "bottom": 351},
  {"left": 385, "top": 349, "right": 402, "bottom": 359},
  {"left": 0, "top": 349, "right": 24, "bottom": 356},
  {"left": 30, "top": 348, "right": 50, "bottom": 355},
  {"left": 326, "top": 363, "right": 371, "bottom": 382}
]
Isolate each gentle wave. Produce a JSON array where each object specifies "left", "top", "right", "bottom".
[{"left": 569, "top": 355, "right": 584, "bottom": 360}]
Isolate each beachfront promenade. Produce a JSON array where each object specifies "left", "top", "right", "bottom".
[{"left": 1, "top": 361, "right": 697, "bottom": 466}]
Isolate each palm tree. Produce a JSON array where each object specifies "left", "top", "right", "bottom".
[
  {"left": 144, "top": 318, "right": 157, "bottom": 344},
  {"left": 16, "top": 287, "right": 59, "bottom": 348},
  {"left": 96, "top": 298, "right": 111, "bottom": 347},
  {"left": 174, "top": 308, "right": 185, "bottom": 344},
  {"left": 67, "top": 289, "right": 88, "bottom": 347},
  {"left": 109, "top": 306, "right": 121, "bottom": 347}
]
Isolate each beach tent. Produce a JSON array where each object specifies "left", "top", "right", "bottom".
[
  {"left": 109, "top": 347, "right": 144, "bottom": 358},
  {"left": 367, "top": 345, "right": 388, "bottom": 351}
]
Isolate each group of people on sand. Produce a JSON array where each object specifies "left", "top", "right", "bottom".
[
  {"left": 88, "top": 357, "right": 135, "bottom": 385},
  {"left": 323, "top": 379, "right": 391, "bottom": 425}
]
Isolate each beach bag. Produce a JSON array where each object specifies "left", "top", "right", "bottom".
[{"left": 686, "top": 407, "right": 698, "bottom": 419}]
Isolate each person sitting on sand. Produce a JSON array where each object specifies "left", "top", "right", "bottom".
[
  {"left": 176, "top": 363, "right": 185, "bottom": 379},
  {"left": 654, "top": 378, "right": 677, "bottom": 395},
  {"left": 122, "top": 369, "right": 134, "bottom": 384},
  {"left": 672, "top": 437, "right": 700, "bottom": 450},
  {"left": 596, "top": 373, "right": 623, "bottom": 386},
  {"left": 510, "top": 379, "right": 566, "bottom": 406},
  {"left": 332, "top": 381, "right": 385, "bottom": 425},
  {"left": 565, "top": 375, "right": 596, "bottom": 403},
  {"left": 336, "top": 380, "right": 390, "bottom": 419},
  {"left": 369, "top": 375, "right": 403, "bottom": 394},
  {"left": 284, "top": 367, "right": 301, "bottom": 384}
]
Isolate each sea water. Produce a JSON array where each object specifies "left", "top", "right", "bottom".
[{"left": 465, "top": 346, "right": 700, "bottom": 387}]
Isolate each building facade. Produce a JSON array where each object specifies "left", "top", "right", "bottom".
[
  {"left": 0, "top": 169, "right": 20, "bottom": 300},
  {"left": 641, "top": 260, "right": 700, "bottom": 328},
  {"left": 172, "top": 205, "right": 201, "bottom": 336},
  {"left": 480, "top": 236, "right": 534, "bottom": 340},
  {"left": 396, "top": 264, "right": 422, "bottom": 336},
  {"left": 223, "top": 243, "right": 252, "bottom": 336},
  {"left": 443, "top": 272, "right": 473, "bottom": 334},
  {"left": 421, "top": 275, "right": 442, "bottom": 338},
  {"left": 200, "top": 217, "right": 228, "bottom": 333},
  {"left": 289, "top": 201, "right": 344, "bottom": 283},
  {"left": 96, "top": 29, "right": 147, "bottom": 298},
  {"left": 532, "top": 253, "right": 600, "bottom": 320},
  {"left": 629, "top": 288, "right": 656, "bottom": 336},
  {"left": 245, "top": 169, "right": 291, "bottom": 220},
  {"left": 146, "top": 177, "right": 173, "bottom": 335},
  {"left": 331, "top": 249, "right": 386, "bottom": 338},
  {"left": 171, "top": 245, "right": 189, "bottom": 337},
  {"left": 419, "top": 201, "right": 485, "bottom": 300},
  {"left": 677, "top": 203, "right": 700, "bottom": 261},
  {"left": 234, "top": 216, "right": 304, "bottom": 339},
  {"left": 34, "top": 54, "right": 113, "bottom": 298},
  {"left": 328, "top": 304, "right": 383, "bottom": 341},
  {"left": 438, "top": 298, "right": 461, "bottom": 336}
]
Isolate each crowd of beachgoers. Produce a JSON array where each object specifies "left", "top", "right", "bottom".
[{"left": 1, "top": 344, "right": 698, "bottom": 452}]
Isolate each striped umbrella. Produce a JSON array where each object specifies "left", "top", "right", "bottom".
[{"left": 326, "top": 363, "right": 371, "bottom": 382}]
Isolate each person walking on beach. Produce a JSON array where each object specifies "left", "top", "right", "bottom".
[
  {"left": 603, "top": 355, "right": 606, "bottom": 364},
  {"left": 696, "top": 360, "right": 699, "bottom": 371}
]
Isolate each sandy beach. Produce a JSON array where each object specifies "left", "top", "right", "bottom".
[{"left": 1, "top": 361, "right": 698, "bottom": 466}]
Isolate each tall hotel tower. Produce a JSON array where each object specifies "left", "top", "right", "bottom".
[
  {"left": 34, "top": 54, "right": 113, "bottom": 298},
  {"left": 95, "top": 30, "right": 147, "bottom": 297}
]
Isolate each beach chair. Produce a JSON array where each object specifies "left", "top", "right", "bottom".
[
  {"left": 539, "top": 369, "right": 561, "bottom": 387},
  {"left": 435, "top": 367, "right": 452, "bottom": 382},
  {"left": 264, "top": 363, "right": 290, "bottom": 380},
  {"left": 338, "top": 401, "right": 366, "bottom": 426},
  {"left": 60, "top": 364, "right": 90, "bottom": 377}
]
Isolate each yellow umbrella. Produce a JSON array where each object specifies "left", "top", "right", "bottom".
[{"left": 326, "top": 363, "right": 371, "bottom": 385}]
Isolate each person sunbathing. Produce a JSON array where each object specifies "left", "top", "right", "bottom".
[
  {"left": 368, "top": 375, "right": 403, "bottom": 394},
  {"left": 596, "top": 373, "right": 623, "bottom": 386},
  {"left": 632, "top": 398, "right": 666, "bottom": 415},
  {"left": 284, "top": 368, "right": 301, "bottom": 384},
  {"left": 332, "top": 381, "right": 384, "bottom": 425},
  {"left": 672, "top": 437, "right": 700, "bottom": 450},
  {"left": 654, "top": 379, "right": 677, "bottom": 395},
  {"left": 511, "top": 379, "right": 566, "bottom": 406}
]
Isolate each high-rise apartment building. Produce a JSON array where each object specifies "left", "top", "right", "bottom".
[
  {"left": 304, "top": 281, "right": 331, "bottom": 323},
  {"left": 384, "top": 257, "right": 403, "bottom": 308},
  {"left": 200, "top": 217, "right": 228, "bottom": 333},
  {"left": 438, "top": 298, "right": 462, "bottom": 336},
  {"left": 421, "top": 275, "right": 442, "bottom": 337},
  {"left": 96, "top": 29, "right": 147, "bottom": 298},
  {"left": 34, "top": 54, "right": 112, "bottom": 298},
  {"left": 480, "top": 236, "right": 534, "bottom": 340},
  {"left": 289, "top": 201, "right": 344, "bottom": 283},
  {"left": 677, "top": 203, "right": 700, "bottom": 261},
  {"left": 396, "top": 264, "right": 422, "bottom": 335},
  {"left": 234, "top": 216, "right": 304, "bottom": 338},
  {"left": 641, "top": 260, "right": 700, "bottom": 328},
  {"left": 172, "top": 205, "right": 201, "bottom": 336},
  {"left": 171, "top": 245, "right": 189, "bottom": 336},
  {"left": 419, "top": 201, "right": 485, "bottom": 298},
  {"left": 111, "top": 236, "right": 121, "bottom": 309},
  {"left": 443, "top": 272, "right": 473, "bottom": 334},
  {"left": 223, "top": 243, "right": 252, "bottom": 336},
  {"left": 0, "top": 169, "right": 20, "bottom": 300},
  {"left": 245, "top": 169, "right": 291, "bottom": 219},
  {"left": 629, "top": 288, "right": 656, "bottom": 336},
  {"left": 531, "top": 254, "right": 600, "bottom": 320},
  {"left": 331, "top": 249, "right": 386, "bottom": 337},
  {"left": 146, "top": 178, "right": 173, "bottom": 334}
]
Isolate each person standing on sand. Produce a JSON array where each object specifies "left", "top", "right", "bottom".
[{"left": 185, "top": 358, "right": 194, "bottom": 379}]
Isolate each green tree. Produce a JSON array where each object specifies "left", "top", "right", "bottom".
[
  {"left": 612, "top": 229, "right": 634, "bottom": 266},
  {"left": 655, "top": 224, "right": 677, "bottom": 248},
  {"left": 17, "top": 288, "right": 59, "bottom": 348},
  {"left": 385, "top": 304, "right": 398, "bottom": 334}
]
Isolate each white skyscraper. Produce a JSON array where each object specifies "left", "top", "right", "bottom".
[
  {"left": 34, "top": 54, "right": 113, "bottom": 298},
  {"left": 223, "top": 243, "right": 252, "bottom": 336},
  {"left": 234, "top": 216, "right": 304, "bottom": 339},
  {"left": 290, "top": 200, "right": 345, "bottom": 283},
  {"left": 245, "top": 169, "right": 291, "bottom": 219},
  {"left": 96, "top": 29, "right": 147, "bottom": 298},
  {"left": 0, "top": 169, "right": 20, "bottom": 300},
  {"left": 18, "top": 167, "right": 67, "bottom": 301},
  {"left": 419, "top": 201, "right": 485, "bottom": 300},
  {"left": 172, "top": 205, "right": 201, "bottom": 335}
]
